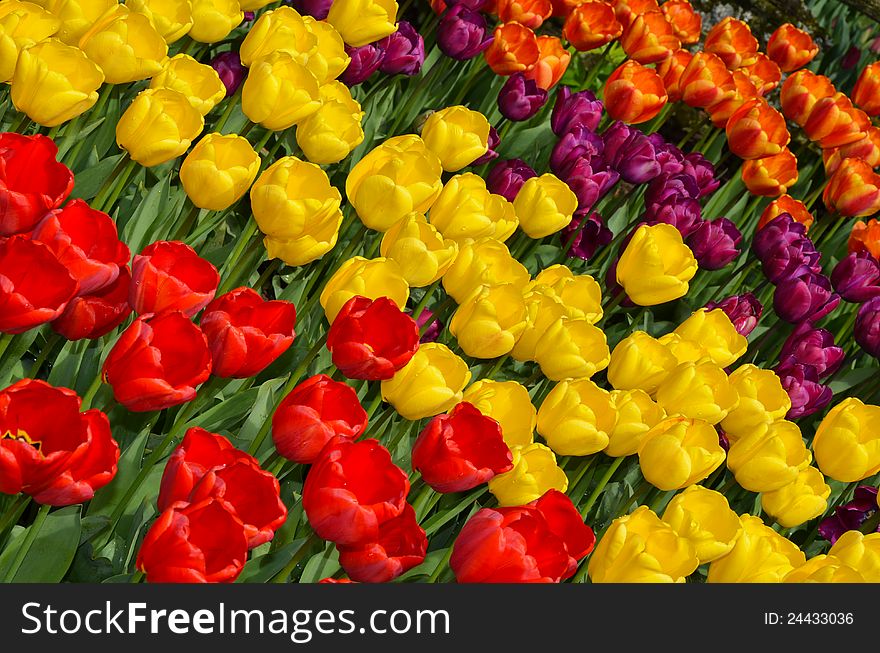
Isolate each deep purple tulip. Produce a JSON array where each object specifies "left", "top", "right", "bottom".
[
  {"left": 775, "top": 362, "right": 833, "bottom": 419},
  {"left": 561, "top": 212, "right": 613, "bottom": 261},
  {"left": 705, "top": 293, "right": 763, "bottom": 337},
  {"left": 778, "top": 322, "right": 845, "bottom": 378},
  {"left": 752, "top": 213, "right": 809, "bottom": 261},
  {"left": 551, "top": 86, "right": 603, "bottom": 137},
  {"left": 437, "top": 5, "right": 492, "bottom": 61},
  {"left": 561, "top": 157, "right": 619, "bottom": 213},
  {"left": 831, "top": 251, "right": 880, "bottom": 303},
  {"left": 243, "top": 10, "right": 255, "bottom": 21},
  {"left": 645, "top": 173, "right": 700, "bottom": 210},
  {"left": 644, "top": 196, "right": 702, "bottom": 238},
  {"left": 285, "top": 0, "right": 332, "bottom": 19},
  {"left": 602, "top": 121, "right": 662, "bottom": 184},
  {"left": 444, "top": 0, "right": 489, "bottom": 9},
  {"left": 472, "top": 126, "right": 500, "bottom": 166},
  {"left": 409, "top": 307, "right": 443, "bottom": 343},
  {"left": 498, "top": 73, "right": 548, "bottom": 122},
  {"left": 339, "top": 43, "right": 385, "bottom": 86},
  {"left": 647, "top": 134, "right": 686, "bottom": 176},
  {"left": 210, "top": 51, "right": 246, "bottom": 97},
  {"left": 855, "top": 296, "right": 880, "bottom": 358},
  {"left": 378, "top": 21, "right": 424, "bottom": 76},
  {"left": 550, "top": 125, "right": 604, "bottom": 176},
  {"left": 761, "top": 239, "right": 822, "bottom": 284},
  {"left": 717, "top": 429, "right": 730, "bottom": 453},
  {"left": 486, "top": 158, "right": 537, "bottom": 201},
  {"left": 687, "top": 217, "right": 741, "bottom": 270},
  {"left": 681, "top": 152, "right": 720, "bottom": 198},
  {"left": 773, "top": 271, "right": 839, "bottom": 324},
  {"left": 819, "top": 486, "right": 880, "bottom": 544}
]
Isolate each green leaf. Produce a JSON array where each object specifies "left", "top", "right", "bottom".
[
  {"left": 236, "top": 537, "right": 309, "bottom": 583},
  {"left": 69, "top": 155, "right": 124, "bottom": 201},
  {"left": 298, "top": 544, "right": 340, "bottom": 583},
  {"left": 237, "top": 378, "right": 286, "bottom": 450},
  {"left": 87, "top": 425, "right": 151, "bottom": 518},
  {"left": 0, "top": 506, "right": 81, "bottom": 583},
  {"left": 121, "top": 174, "right": 172, "bottom": 254}
]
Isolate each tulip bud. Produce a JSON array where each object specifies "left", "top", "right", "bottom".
[
  {"left": 853, "top": 61, "right": 880, "bottom": 116},
  {"left": 442, "top": 238, "right": 530, "bottom": 303},
  {"left": 381, "top": 342, "right": 471, "bottom": 420},
  {"left": 686, "top": 217, "right": 741, "bottom": 270},
  {"left": 326, "top": 0, "right": 397, "bottom": 47},
  {"left": 706, "top": 515, "right": 805, "bottom": 583},
  {"left": 607, "top": 330, "right": 677, "bottom": 394},
  {"left": 678, "top": 51, "right": 735, "bottom": 109},
  {"left": 498, "top": 72, "right": 547, "bottom": 121},
  {"left": 179, "top": 133, "right": 260, "bottom": 211},
  {"left": 189, "top": 0, "right": 242, "bottom": 43},
  {"left": 726, "top": 97, "right": 789, "bottom": 160},
  {"left": 510, "top": 289, "right": 567, "bottom": 363},
  {"left": 661, "top": 485, "right": 741, "bottom": 563},
  {"left": 301, "top": 16, "right": 351, "bottom": 83},
  {"left": 776, "top": 362, "right": 833, "bottom": 419},
  {"left": 780, "top": 69, "right": 835, "bottom": 126},
  {"left": 522, "top": 34, "right": 569, "bottom": 90},
  {"left": 513, "top": 173, "right": 578, "bottom": 238},
  {"left": 720, "top": 364, "right": 791, "bottom": 442},
  {"left": 488, "top": 442, "right": 568, "bottom": 507},
  {"left": 673, "top": 307, "right": 748, "bottom": 368},
  {"left": 535, "top": 317, "right": 610, "bottom": 381},
  {"left": 379, "top": 213, "right": 458, "bottom": 287},
  {"left": 638, "top": 416, "right": 726, "bottom": 490},
  {"left": 603, "top": 59, "right": 667, "bottom": 124},
  {"left": 741, "top": 53, "right": 781, "bottom": 96},
  {"left": 704, "top": 293, "right": 762, "bottom": 337},
  {"left": 449, "top": 283, "right": 528, "bottom": 358},
  {"left": 602, "top": 120, "right": 662, "bottom": 184},
  {"left": 620, "top": 9, "right": 679, "bottom": 65},
  {"left": 429, "top": 173, "right": 518, "bottom": 242},
  {"left": 804, "top": 93, "right": 869, "bottom": 149},
  {"left": 773, "top": 269, "right": 839, "bottom": 325},
  {"left": 339, "top": 42, "right": 384, "bottom": 85},
  {"left": 849, "top": 218, "right": 880, "bottom": 259},
  {"left": 758, "top": 194, "right": 814, "bottom": 232},
  {"left": 661, "top": 0, "right": 700, "bottom": 44},
  {"left": 210, "top": 50, "right": 246, "bottom": 96},
  {"left": 126, "top": 0, "right": 194, "bottom": 44},
  {"left": 462, "top": 379, "right": 536, "bottom": 449},
  {"left": 742, "top": 148, "right": 799, "bottom": 197},
  {"left": 823, "top": 157, "right": 880, "bottom": 218},
  {"left": 241, "top": 51, "right": 320, "bottom": 130},
  {"left": 616, "top": 223, "right": 698, "bottom": 306},
  {"left": 761, "top": 466, "right": 830, "bottom": 528},
  {"left": 320, "top": 257, "right": 408, "bottom": 324},
  {"left": 150, "top": 54, "right": 226, "bottom": 116},
  {"left": 537, "top": 379, "right": 617, "bottom": 456},
  {"left": 241, "top": 7, "right": 316, "bottom": 66},
  {"left": 551, "top": 85, "right": 603, "bottom": 136},
  {"left": 782, "top": 554, "right": 865, "bottom": 583},
  {"left": 828, "top": 531, "right": 880, "bottom": 582},
  {"left": 727, "top": 420, "right": 811, "bottom": 492},
  {"left": 767, "top": 23, "right": 818, "bottom": 73},
  {"left": 0, "top": 1, "right": 59, "bottom": 82},
  {"left": 562, "top": 1, "right": 622, "bottom": 52},
  {"left": 855, "top": 296, "right": 880, "bottom": 358},
  {"left": 437, "top": 4, "right": 492, "bottom": 61},
  {"left": 378, "top": 20, "right": 423, "bottom": 76},
  {"left": 295, "top": 81, "right": 364, "bottom": 164},
  {"left": 704, "top": 16, "right": 758, "bottom": 69},
  {"left": 421, "top": 105, "right": 491, "bottom": 172},
  {"left": 601, "top": 389, "right": 665, "bottom": 456},
  {"left": 813, "top": 397, "right": 880, "bottom": 482},
  {"left": 831, "top": 251, "right": 880, "bottom": 302},
  {"left": 561, "top": 212, "right": 613, "bottom": 261},
  {"left": 486, "top": 158, "right": 537, "bottom": 202},
  {"left": 116, "top": 88, "right": 204, "bottom": 167},
  {"left": 484, "top": 21, "right": 539, "bottom": 75},
  {"left": 77, "top": 5, "right": 168, "bottom": 83},
  {"left": 655, "top": 360, "right": 739, "bottom": 426}
]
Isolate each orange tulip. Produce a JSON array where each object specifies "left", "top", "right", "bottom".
[
  {"left": 497, "top": 0, "right": 553, "bottom": 30},
  {"left": 706, "top": 70, "right": 755, "bottom": 129},
  {"left": 562, "top": 1, "right": 622, "bottom": 52},
  {"left": 657, "top": 49, "right": 692, "bottom": 103},
  {"left": 853, "top": 62, "right": 880, "bottom": 116},
  {"left": 620, "top": 10, "right": 679, "bottom": 65},
  {"left": 484, "top": 22, "right": 540, "bottom": 75},
  {"left": 780, "top": 69, "right": 835, "bottom": 126},
  {"left": 759, "top": 194, "right": 814, "bottom": 232},
  {"left": 679, "top": 51, "right": 735, "bottom": 109},
  {"left": 849, "top": 219, "right": 880, "bottom": 259},
  {"left": 524, "top": 35, "right": 571, "bottom": 90},
  {"left": 741, "top": 54, "right": 781, "bottom": 96},
  {"left": 823, "top": 158, "right": 880, "bottom": 218},
  {"left": 660, "top": 0, "right": 701, "bottom": 44},
  {"left": 824, "top": 127, "right": 880, "bottom": 175},
  {"left": 766, "top": 23, "right": 818, "bottom": 72},
  {"left": 704, "top": 17, "right": 758, "bottom": 70},
  {"left": 741, "top": 149, "right": 799, "bottom": 197},
  {"left": 603, "top": 59, "right": 668, "bottom": 124},
  {"left": 549, "top": 0, "right": 581, "bottom": 16},
  {"left": 612, "top": 0, "right": 659, "bottom": 29},
  {"left": 803, "top": 93, "right": 870, "bottom": 149},
  {"left": 726, "top": 97, "right": 790, "bottom": 160}
]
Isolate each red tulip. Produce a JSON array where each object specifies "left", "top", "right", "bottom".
[
  {"left": 411, "top": 401, "right": 513, "bottom": 493},
  {"left": 101, "top": 311, "right": 212, "bottom": 412},
  {"left": 136, "top": 497, "right": 248, "bottom": 583},
  {"left": 200, "top": 287, "right": 297, "bottom": 378},
  {"left": 129, "top": 240, "right": 219, "bottom": 318},
  {"left": 303, "top": 436, "right": 409, "bottom": 547},
  {"left": 31, "top": 199, "right": 130, "bottom": 295},
  {"left": 0, "top": 133, "right": 74, "bottom": 236},
  {"left": 272, "top": 374, "right": 368, "bottom": 464},
  {"left": 326, "top": 295, "right": 419, "bottom": 381},
  {"left": 337, "top": 504, "right": 428, "bottom": 583},
  {"left": 0, "top": 235, "right": 78, "bottom": 334},
  {"left": 51, "top": 266, "right": 133, "bottom": 341},
  {"left": 450, "top": 489, "right": 595, "bottom": 583},
  {"left": 0, "top": 379, "right": 119, "bottom": 506}
]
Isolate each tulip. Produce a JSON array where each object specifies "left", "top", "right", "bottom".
[
  {"left": 51, "top": 267, "right": 133, "bottom": 341},
  {"left": 767, "top": 23, "right": 818, "bottom": 72},
  {"left": 381, "top": 342, "right": 471, "bottom": 420},
  {"left": 779, "top": 323, "right": 845, "bottom": 378},
  {"left": 436, "top": 5, "right": 491, "bottom": 61},
  {"left": 804, "top": 93, "right": 869, "bottom": 149},
  {"left": 498, "top": 72, "right": 547, "bottom": 121},
  {"left": 831, "top": 251, "right": 880, "bottom": 302},
  {"left": 250, "top": 156, "right": 343, "bottom": 266},
  {"left": 589, "top": 506, "right": 699, "bottom": 582},
  {"left": 600, "top": 389, "right": 665, "bottom": 456},
  {"left": 39, "top": 0, "right": 113, "bottom": 44},
  {"left": 638, "top": 416, "right": 726, "bottom": 490},
  {"left": 706, "top": 515, "right": 805, "bottom": 582},
  {"left": 510, "top": 290, "right": 567, "bottom": 363},
  {"left": 823, "top": 157, "right": 880, "bottom": 218},
  {"left": 828, "top": 531, "right": 880, "bottom": 582},
  {"left": 607, "top": 330, "right": 676, "bottom": 394},
  {"left": 421, "top": 105, "right": 490, "bottom": 172},
  {"left": 853, "top": 61, "right": 880, "bottom": 116},
  {"left": 783, "top": 554, "right": 865, "bottom": 583},
  {"left": 616, "top": 223, "right": 697, "bottom": 306},
  {"left": 773, "top": 269, "right": 839, "bottom": 324},
  {"left": 657, "top": 48, "right": 692, "bottom": 104},
  {"left": 0, "top": 1, "right": 59, "bottom": 82},
  {"left": 705, "top": 293, "right": 762, "bottom": 337},
  {"left": 210, "top": 50, "right": 246, "bottom": 96},
  {"left": 130, "top": 240, "right": 218, "bottom": 318},
  {"left": 818, "top": 486, "right": 879, "bottom": 544},
  {"left": 780, "top": 69, "right": 835, "bottom": 126},
  {"left": 483, "top": 21, "right": 538, "bottom": 75},
  {"left": 531, "top": 265, "right": 603, "bottom": 322},
  {"left": 620, "top": 9, "right": 679, "bottom": 65},
  {"left": 561, "top": 212, "right": 612, "bottom": 261},
  {"left": 753, "top": 212, "right": 808, "bottom": 260},
  {"left": 497, "top": 0, "right": 552, "bottom": 28},
  {"left": 855, "top": 296, "right": 880, "bottom": 358},
  {"left": 678, "top": 51, "right": 735, "bottom": 109},
  {"left": 379, "top": 213, "right": 458, "bottom": 287},
  {"left": 551, "top": 86, "right": 603, "bottom": 136},
  {"left": 240, "top": 7, "right": 316, "bottom": 67},
  {"left": 429, "top": 173, "right": 518, "bottom": 243},
  {"left": 725, "top": 97, "right": 789, "bottom": 160},
  {"left": 535, "top": 317, "right": 610, "bottom": 381},
  {"left": 742, "top": 148, "right": 799, "bottom": 197},
  {"left": 758, "top": 194, "right": 814, "bottom": 232},
  {"left": 603, "top": 60, "right": 667, "bottom": 124},
  {"left": 126, "top": 0, "right": 194, "bottom": 44},
  {"left": 188, "top": 0, "right": 242, "bottom": 43},
  {"left": 486, "top": 158, "right": 537, "bottom": 202},
  {"left": 0, "top": 378, "right": 118, "bottom": 506},
  {"left": 241, "top": 51, "right": 320, "bottom": 130},
  {"left": 741, "top": 54, "right": 781, "bottom": 96},
  {"left": 536, "top": 379, "right": 616, "bottom": 456},
  {"left": 339, "top": 42, "right": 384, "bottom": 85},
  {"left": 295, "top": 81, "right": 364, "bottom": 164},
  {"left": 849, "top": 219, "right": 880, "bottom": 259},
  {"left": 776, "top": 362, "right": 833, "bottom": 419},
  {"left": 320, "top": 257, "right": 408, "bottom": 323},
  {"left": 441, "top": 238, "right": 529, "bottom": 303},
  {"left": 760, "top": 466, "right": 830, "bottom": 528},
  {"left": 513, "top": 173, "right": 578, "bottom": 238},
  {"left": 602, "top": 120, "right": 662, "bottom": 184},
  {"left": 378, "top": 21, "right": 423, "bottom": 76},
  {"left": 562, "top": 1, "right": 622, "bottom": 52},
  {"left": 550, "top": 125, "right": 604, "bottom": 176},
  {"left": 661, "top": 0, "right": 700, "bottom": 44},
  {"left": 720, "top": 365, "right": 791, "bottom": 442},
  {"left": 612, "top": 0, "right": 659, "bottom": 27},
  {"left": 661, "top": 485, "right": 741, "bottom": 564},
  {"left": 524, "top": 34, "right": 570, "bottom": 90},
  {"left": 179, "top": 133, "right": 260, "bottom": 210},
  {"left": 704, "top": 16, "right": 758, "bottom": 69},
  {"left": 116, "top": 88, "right": 204, "bottom": 167},
  {"left": 150, "top": 54, "right": 226, "bottom": 116},
  {"left": 812, "top": 397, "right": 880, "bottom": 482},
  {"left": 326, "top": 0, "right": 396, "bottom": 47},
  {"left": 655, "top": 360, "right": 739, "bottom": 426},
  {"left": 488, "top": 442, "right": 568, "bottom": 506},
  {"left": 337, "top": 504, "right": 427, "bottom": 583},
  {"left": 461, "top": 380, "right": 536, "bottom": 449},
  {"left": 726, "top": 419, "right": 811, "bottom": 492},
  {"left": 686, "top": 217, "right": 741, "bottom": 270},
  {"left": 449, "top": 284, "right": 528, "bottom": 359},
  {"left": 824, "top": 126, "right": 880, "bottom": 175},
  {"left": 760, "top": 236, "right": 818, "bottom": 285}
]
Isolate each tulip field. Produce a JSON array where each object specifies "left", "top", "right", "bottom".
[{"left": 2, "top": 0, "right": 880, "bottom": 585}]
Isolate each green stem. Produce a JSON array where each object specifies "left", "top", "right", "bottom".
[
  {"left": 28, "top": 333, "right": 61, "bottom": 379},
  {"left": 213, "top": 86, "right": 243, "bottom": 134},
  {"left": 79, "top": 372, "right": 105, "bottom": 410},
  {"left": 0, "top": 494, "right": 30, "bottom": 539},
  {"left": 218, "top": 220, "right": 260, "bottom": 293},
  {"left": 428, "top": 545, "right": 455, "bottom": 583},
  {"left": 270, "top": 532, "right": 320, "bottom": 583},
  {"left": 93, "top": 155, "right": 135, "bottom": 213},
  {"left": 2, "top": 504, "right": 50, "bottom": 582},
  {"left": 412, "top": 279, "right": 441, "bottom": 319},
  {"left": 580, "top": 456, "right": 625, "bottom": 519},
  {"left": 171, "top": 202, "right": 203, "bottom": 241}
]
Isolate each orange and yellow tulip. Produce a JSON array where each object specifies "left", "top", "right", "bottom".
[
  {"left": 496, "top": 0, "right": 553, "bottom": 29},
  {"left": 759, "top": 195, "right": 814, "bottom": 232},
  {"left": 620, "top": 10, "right": 679, "bottom": 65},
  {"left": 679, "top": 51, "right": 735, "bottom": 109},
  {"left": 524, "top": 35, "right": 570, "bottom": 89},
  {"left": 767, "top": 23, "right": 818, "bottom": 72},
  {"left": 726, "top": 97, "right": 790, "bottom": 160},
  {"left": 824, "top": 158, "right": 880, "bottom": 218},
  {"left": 660, "top": 0, "right": 700, "bottom": 44},
  {"left": 704, "top": 17, "right": 758, "bottom": 70},
  {"left": 852, "top": 61, "right": 880, "bottom": 116},
  {"left": 603, "top": 59, "right": 667, "bottom": 124},
  {"left": 562, "top": 1, "right": 622, "bottom": 52},
  {"left": 803, "top": 93, "right": 870, "bottom": 149},
  {"left": 741, "top": 148, "right": 799, "bottom": 197},
  {"left": 849, "top": 219, "right": 880, "bottom": 259},
  {"left": 780, "top": 69, "right": 835, "bottom": 126},
  {"left": 484, "top": 21, "right": 540, "bottom": 75}
]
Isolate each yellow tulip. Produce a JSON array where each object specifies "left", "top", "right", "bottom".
[
  {"left": 325, "top": 0, "right": 397, "bottom": 47},
  {"left": 638, "top": 416, "right": 727, "bottom": 491},
  {"left": 43, "top": 0, "right": 115, "bottom": 45},
  {"left": 188, "top": 0, "right": 242, "bottom": 43},
  {"left": 761, "top": 466, "right": 830, "bottom": 528},
  {"left": 379, "top": 213, "right": 458, "bottom": 287},
  {"left": 487, "top": 442, "right": 568, "bottom": 507},
  {"left": 441, "top": 238, "right": 530, "bottom": 304},
  {"left": 295, "top": 82, "right": 364, "bottom": 164},
  {"left": 812, "top": 397, "right": 880, "bottom": 482},
  {"left": 607, "top": 330, "right": 678, "bottom": 394},
  {"left": 513, "top": 173, "right": 578, "bottom": 238},
  {"left": 428, "top": 172, "right": 518, "bottom": 243},
  {"left": 381, "top": 342, "right": 471, "bottom": 420},
  {"left": 319, "top": 256, "right": 409, "bottom": 322},
  {"left": 461, "top": 379, "right": 536, "bottom": 449},
  {"left": 589, "top": 506, "right": 699, "bottom": 583},
  {"left": 721, "top": 364, "right": 791, "bottom": 442},
  {"left": 707, "top": 515, "right": 805, "bottom": 583},
  {"left": 661, "top": 485, "right": 742, "bottom": 563},
  {"left": 0, "top": 0, "right": 59, "bottom": 44},
  {"left": 655, "top": 360, "right": 740, "bottom": 425},
  {"left": 149, "top": 53, "right": 226, "bottom": 115},
  {"left": 10, "top": 38, "right": 103, "bottom": 126},
  {"left": 657, "top": 332, "right": 711, "bottom": 365},
  {"left": 115, "top": 88, "right": 204, "bottom": 167},
  {"left": 537, "top": 379, "right": 617, "bottom": 456},
  {"left": 0, "top": 28, "right": 16, "bottom": 83},
  {"left": 449, "top": 284, "right": 528, "bottom": 359},
  {"left": 616, "top": 223, "right": 698, "bottom": 306},
  {"left": 179, "top": 132, "right": 259, "bottom": 211},
  {"left": 421, "top": 105, "right": 490, "bottom": 172},
  {"left": 535, "top": 317, "right": 611, "bottom": 381},
  {"left": 827, "top": 531, "right": 880, "bottom": 582},
  {"left": 302, "top": 15, "right": 349, "bottom": 84},
  {"left": 529, "top": 265, "right": 602, "bottom": 323},
  {"left": 239, "top": 0, "right": 275, "bottom": 9},
  {"left": 782, "top": 555, "right": 865, "bottom": 583},
  {"left": 241, "top": 50, "right": 320, "bottom": 130},
  {"left": 249, "top": 156, "right": 343, "bottom": 266},
  {"left": 726, "top": 420, "right": 812, "bottom": 492},
  {"left": 239, "top": 6, "right": 316, "bottom": 68},
  {"left": 346, "top": 134, "right": 443, "bottom": 232},
  {"left": 672, "top": 308, "right": 748, "bottom": 368},
  {"left": 126, "top": 0, "right": 193, "bottom": 43},
  {"left": 606, "top": 389, "right": 666, "bottom": 457},
  {"left": 510, "top": 288, "right": 567, "bottom": 363}
]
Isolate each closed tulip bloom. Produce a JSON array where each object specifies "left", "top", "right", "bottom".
[
  {"left": 741, "top": 54, "right": 781, "bottom": 96},
  {"left": 761, "top": 466, "right": 830, "bottom": 528},
  {"left": 782, "top": 554, "right": 865, "bottom": 583},
  {"left": 130, "top": 240, "right": 219, "bottom": 317},
  {"left": 523, "top": 34, "right": 569, "bottom": 90},
  {"left": 828, "top": 531, "right": 880, "bottom": 582},
  {"left": 337, "top": 504, "right": 427, "bottom": 583},
  {"left": 831, "top": 251, "right": 880, "bottom": 302},
  {"left": 704, "top": 293, "right": 762, "bottom": 337},
  {"left": 338, "top": 42, "right": 383, "bottom": 85},
  {"left": 498, "top": 72, "right": 547, "bottom": 121},
  {"left": 849, "top": 219, "right": 880, "bottom": 259},
  {"left": 127, "top": 0, "right": 193, "bottom": 43},
  {"left": 239, "top": 7, "right": 317, "bottom": 67},
  {"left": 780, "top": 69, "right": 835, "bottom": 126},
  {"left": 767, "top": 23, "right": 818, "bottom": 72},
  {"left": 612, "top": 0, "right": 659, "bottom": 27},
  {"left": 377, "top": 20, "right": 423, "bottom": 76},
  {"left": 484, "top": 21, "right": 539, "bottom": 75},
  {"left": 325, "top": 0, "right": 396, "bottom": 47},
  {"left": 535, "top": 317, "right": 610, "bottom": 381},
  {"left": 0, "top": 1, "right": 59, "bottom": 81},
  {"left": 855, "top": 296, "right": 880, "bottom": 357},
  {"left": 346, "top": 135, "right": 443, "bottom": 232},
  {"left": 589, "top": 506, "right": 699, "bottom": 582},
  {"left": 604, "top": 59, "right": 667, "bottom": 124},
  {"left": 497, "top": 0, "right": 551, "bottom": 28},
  {"left": 537, "top": 379, "right": 617, "bottom": 456},
  {"left": 804, "top": 93, "right": 870, "bottom": 149},
  {"left": 10, "top": 38, "right": 104, "bottom": 126},
  {"left": 562, "top": 1, "right": 621, "bottom": 52},
  {"left": 704, "top": 16, "right": 758, "bottom": 69},
  {"left": 210, "top": 50, "right": 246, "bottom": 96},
  {"left": 773, "top": 269, "right": 839, "bottom": 324},
  {"left": 488, "top": 442, "right": 568, "bottom": 506},
  {"left": 51, "top": 266, "right": 132, "bottom": 340},
  {"left": 250, "top": 155, "right": 342, "bottom": 266},
  {"left": 510, "top": 289, "right": 567, "bottom": 363},
  {"left": 381, "top": 342, "right": 471, "bottom": 420},
  {"left": 686, "top": 217, "right": 741, "bottom": 270},
  {"left": 727, "top": 420, "right": 811, "bottom": 492},
  {"left": 725, "top": 97, "right": 789, "bottom": 160},
  {"left": 241, "top": 51, "right": 320, "bottom": 130},
  {"left": 441, "top": 239, "right": 530, "bottom": 303},
  {"left": 77, "top": 5, "right": 168, "bottom": 83},
  {"left": 116, "top": 88, "right": 204, "bottom": 167},
  {"left": 450, "top": 284, "right": 528, "bottom": 359},
  {"left": 673, "top": 308, "right": 748, "bottom": 368},
  {"left": 707, "top": 515, "right": 805, "bottom": 582},
  {"left": 320, "top": 257, "right": 408, "bottom": 323},
  {"left": 437, "top": 5, "right": 491, "bottom": 61},
  {"left": 677, "top": 51, "right": 735, "bottom": 109},
  {"left": 421, "top": 105, "right": 490, "bottom": 172},
  {"left": 102, "top": 311, "right": 211, "bottom": 412},
  {"left": 620, "top": 10, "right": 679, "bottom": 65},
  {"left": 296, "top": 82, "right": 364, "bottom": 164},
  {"left": 551, "top": 86, "right": 603, "bottom": 136},
  {"left": 823, "top": 126, "right": 880, "bottom": 175},
  {"left": 823, "top": 157, "right": 880, "bottom": 218},
  {"left": 616, "top": 223, "right": 697, "bottom": 306},
  {"left": 720, "top": 365, "right": 791, "bottom": 441},
  {"left": 662, "top": 485, "right": 741, "bottom": 563},
  {"left": 813, "top": 397, "right": 880, "bottom": 482},
  {"left": 758, "top": 194, "right": 814, "bottom": 232},
  {"left": 607, "top": 330, "right": 677, "bottom": 394},
  {"left": 531, "top": 264, "right": 603, "bottom": 323},
  {"left": 513, "top": 173, "right": 578, "bottom": 238},
  {"left": 779, "top": 323, "right": 845, "bottom": 378},
  {"left": 638, "top": 416, "right": 726, "bottom": 490},
  {"left": 605, "top": 389, "right": 665, "bottom": 456},
  {"left": 462, "top": 380, "right": 536, "bottom": 449},
  {"left": 179, "top": 133, "right": 259, "bottom": 210},
  {"left": 150, "top": 54, "right": 226, "bottom": 115},
  {"left": 742, "top": 148, "right": 799, "bottom": 197},
  {"left": 776, "top": 362, "right": 834, "bottom": 418},
  {"left": 656, "top": 48, "right": 692, "bottom": 103},
  {"left": 486, "top": 158, "right": 537, "bottom": 202},
  {"left": 380, "top": 213, "right": 458, "bottom": 287},
  {"left": 302, "top": 15, "right": 352, "bottom": 83},
  {"left": 661, "top": 0, "right": 700, "bottom": 44},
  {"left": 429, "top": 173, "right": 518, "bottom": 243},
  {"left": 853, "top": 61, "right": 880, "bottom": 116},
  {"left": 188, "top": 0, "right": 242, "bottom": 43}
]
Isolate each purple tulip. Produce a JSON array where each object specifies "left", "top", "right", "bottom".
[
  {"left": 705, "top": 293, "right": 763, "bottom": 336},
  {"left": 775, "top": 362, "right": 833, "bottom": 419},
  {"left": 602, "top": 121, "right": 662, "bottom": 184},
  {"left": 444, "top": 0, "right": 489, "bottom": 9},
  {"left": 778, "top": 322, "right": 845, "bottom": 378},
  {"left": 486, "top": 158, "right": 537, "bottom": 202},
  {"left": 819, "top": 486, "right": 880, "bottom": 544},
  {"left": 472, "top": 126, "right": 500, "bottom": 166},
  {"left": 210, "top": 51, "right": 246, "bottom": 97},
  {"left": 644, "top": 196, "right": 702, "bottom": 238},
  {"left": 560, "top": 157, "right": 619, "bottom": 213},
  {"left": 410, "top": 307, "right": 443, "bottom": 343},
  {"left": 752, "top": 213, "right": 809, "bottom": 262},
  {"left": 498, "top": 73, "right": 548, "bottom": 122},
  {"left": 378, "top": 21, "right": 424, "bottom": 76},
  {"left": 550, "top": 125, "right": 604, "bottom": 176},
  {"left": 645, "top": 173, "right": 700, "bottom": 210},
  {"left": 437, "top": 5, "right": 492, "bottom": 61},
  {"left": 681, "top": 152, "right": 720, "bottom": 198},
  {"left": 243, "top": 10, "right": 255, "bottom": 21},
  {"left": 561, "top": 212, "right": 613, "bottom": 261},
  {"left": 687, "top": 217, "right": 741, "bottom": 270},
  {"left": 647, "top": 134, "right": 686, "bottom": 176},
  {"left": 339, "top": 43, "right": 385, "bottom": 86},
  {"left": 773, "top": 271, "right": 839, "bottom": 324},
  {"left": 285, "top": 0, "right": 333, "bottom": 19},
  {"left": 831, "top": 251, "right": 880, "bottom": 303},
  {"left": 760, "top": 239, "right": 822, "bottom": 284},
  {"left": 855, "top": 296, "right": 880, "bottom": 357},
  {"left": 551, "top": 86, "right": 603, "bottom": 137},
  {"left": 717, "top": 429, "right": 730, "bottom": 453}
]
